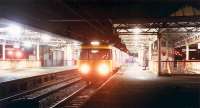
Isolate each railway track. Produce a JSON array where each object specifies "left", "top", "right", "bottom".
[
  {"left": 0, "top": 69, "right": 77, "bottom": 100},
  {"left": 51, "top": 74, "right": 115, "bottom": 108},
  {"left": 0, "top": 73, "right": 81, "bottom": 108},
  {"left": 1, "top": 73, "right": 115, "bottom": 108},
  {"left": 0, "top": 72, "right": 79, "bottom": 102}
]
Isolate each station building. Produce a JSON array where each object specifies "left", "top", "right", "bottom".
[
  {"left": 1, "top": 5, "right": 200, "bottom": 77},
  {"left": 0, "top": 19, "right": 81, "bottom": 70}
]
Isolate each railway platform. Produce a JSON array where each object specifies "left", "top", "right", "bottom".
[
  {"left": 82, "top": 63, "right": 200, "bottom": 108},
  {"left": 0, "top": 66, "right": 76, "bottom": 83}
]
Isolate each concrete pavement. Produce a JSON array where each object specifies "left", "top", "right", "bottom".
[{"left": 83, "top": 63, "right": 200, "bottom": 108}]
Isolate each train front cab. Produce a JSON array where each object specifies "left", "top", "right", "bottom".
[{"left": 78, "top": 44, "right": 116, "bottom": 82}]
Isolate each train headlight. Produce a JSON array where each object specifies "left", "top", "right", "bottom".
[
  {"left": 80, "top": 64, "right": 90, "bottom": 74},
  {"left": 98, "top": 64, "right": 109, "bottom": 76}
]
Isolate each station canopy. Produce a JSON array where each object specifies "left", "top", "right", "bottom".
[
  {"left": 1, "top": 1, "right": 200, "bottom": 54},
  {"left": 0, "top": 19, "right": 81, "bottom": 48},
  {"left": 114, "top": 5, "right": 200, "bottom": 54}
]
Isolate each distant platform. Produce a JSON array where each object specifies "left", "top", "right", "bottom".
[{"left": 0, "top": 66, "right": 76, "bottom": 83}]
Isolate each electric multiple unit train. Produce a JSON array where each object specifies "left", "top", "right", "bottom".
[{"left": 78, "top": 41, "right": 129, "bottom": 83}]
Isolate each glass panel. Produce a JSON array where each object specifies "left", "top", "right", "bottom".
[{"left": 80, "top": 49, "right": 111, "bottom": 60}]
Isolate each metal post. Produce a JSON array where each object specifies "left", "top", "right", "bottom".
[
  {"left": 149, "top": 42, "right": 152, "bottom": 61},
  {"left": 166, "top": 41, "right": 169, "bottom": 59},
  {"left": 148, "top": 42, "right": 153, "bottom": 71},
  {"left": 186, "top": 44, "right": 189, "bottom": 60},
  {"left": 157, "top": 33, "right": 162, "bottom": 76},
  {"left": 36, "top": 42, "right": 40, "bottom": 61},
  {"left": 2, "top": 42, "right": 5, "bottom": 60}
]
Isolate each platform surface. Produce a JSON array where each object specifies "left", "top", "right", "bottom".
[
  {"left": 83, "top": 63, "right": 200, "bottom": 108},
  {"left": 0, "top": 66, "right": 76, "bottom": 83}
]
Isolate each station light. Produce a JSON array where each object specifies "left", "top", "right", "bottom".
[
  {"left": 91, "top": 41, "right": 100, "bottom": 46},
  {"left": 132, "top": 27, "right": 141, "bottom": 34},
  {"left": 7, "top": 24, "right": 22, "bottom": 35}
]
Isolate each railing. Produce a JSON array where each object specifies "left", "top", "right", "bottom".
[
  {"left": 0, "top": 60, "right": 41, "bottom": 70},
  {"left": 0, "top": 59, "right": 77, "bottom": 69},
  {"left": 159, "top": 60, "right": 200, "bottom": 75}
]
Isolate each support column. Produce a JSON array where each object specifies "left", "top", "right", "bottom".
[
  {"left": 157, "top": 33, "right": 162, "bottom": 76},
  {"left": 66, "top": 44, "right": 73, "bottom": 66},
  {"left": 166, "top": 41, "right": 169, "bottom": 59},
  {"left": 2, "top": 42, "right": 5, "bottom": 60},
  {"left": 149, "top": 42, "right": 152, "bottom": 61},
  {"left": 186, "top": 44, "right": 189, "bottom": 60},
  {"left": 148, "top": 42, "right": 152, "bottom": 72},
  {"left": 36, "top": 42, "right": 40, "bottom": 61}
]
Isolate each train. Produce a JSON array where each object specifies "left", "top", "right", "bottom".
[{"left": 77, "top": 41, "right": 129, "bottom": 83}]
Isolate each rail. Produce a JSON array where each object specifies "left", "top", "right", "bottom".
[
  {"left": 51, "top": 72, "right": 116, "bottom": 108},
  {"left": 0, "top": 76, "right": 81, "bottom": 108},
  {"left": 0, "top": 69, "right": 77, "bottom": 100},
  {"left": 0, "top": 73, "right": 79, "bottom": 103}
]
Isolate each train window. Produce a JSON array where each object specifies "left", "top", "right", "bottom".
[
  {"left": 89, "top": 49, "right": 111, "bottom": 60},
  {"left": 80, "top": 49, "right": 112, "bottom": 60}
]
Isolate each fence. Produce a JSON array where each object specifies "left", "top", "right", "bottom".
[{"left": 159, "top": 60, "right": 200, "bottom": 75}]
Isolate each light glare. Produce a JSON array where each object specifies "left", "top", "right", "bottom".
[
  {"left": 98, "top": 64, "right": 109, "bottom": 76},
  {"left": 16, "top": 51, "right": 23, "bottom": 58},
  {"left": 80, "top": 64, "right": 90, "bottom": 74},
  {"left": 7, "top": 50, "right": 13, "bottom": 56}
]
